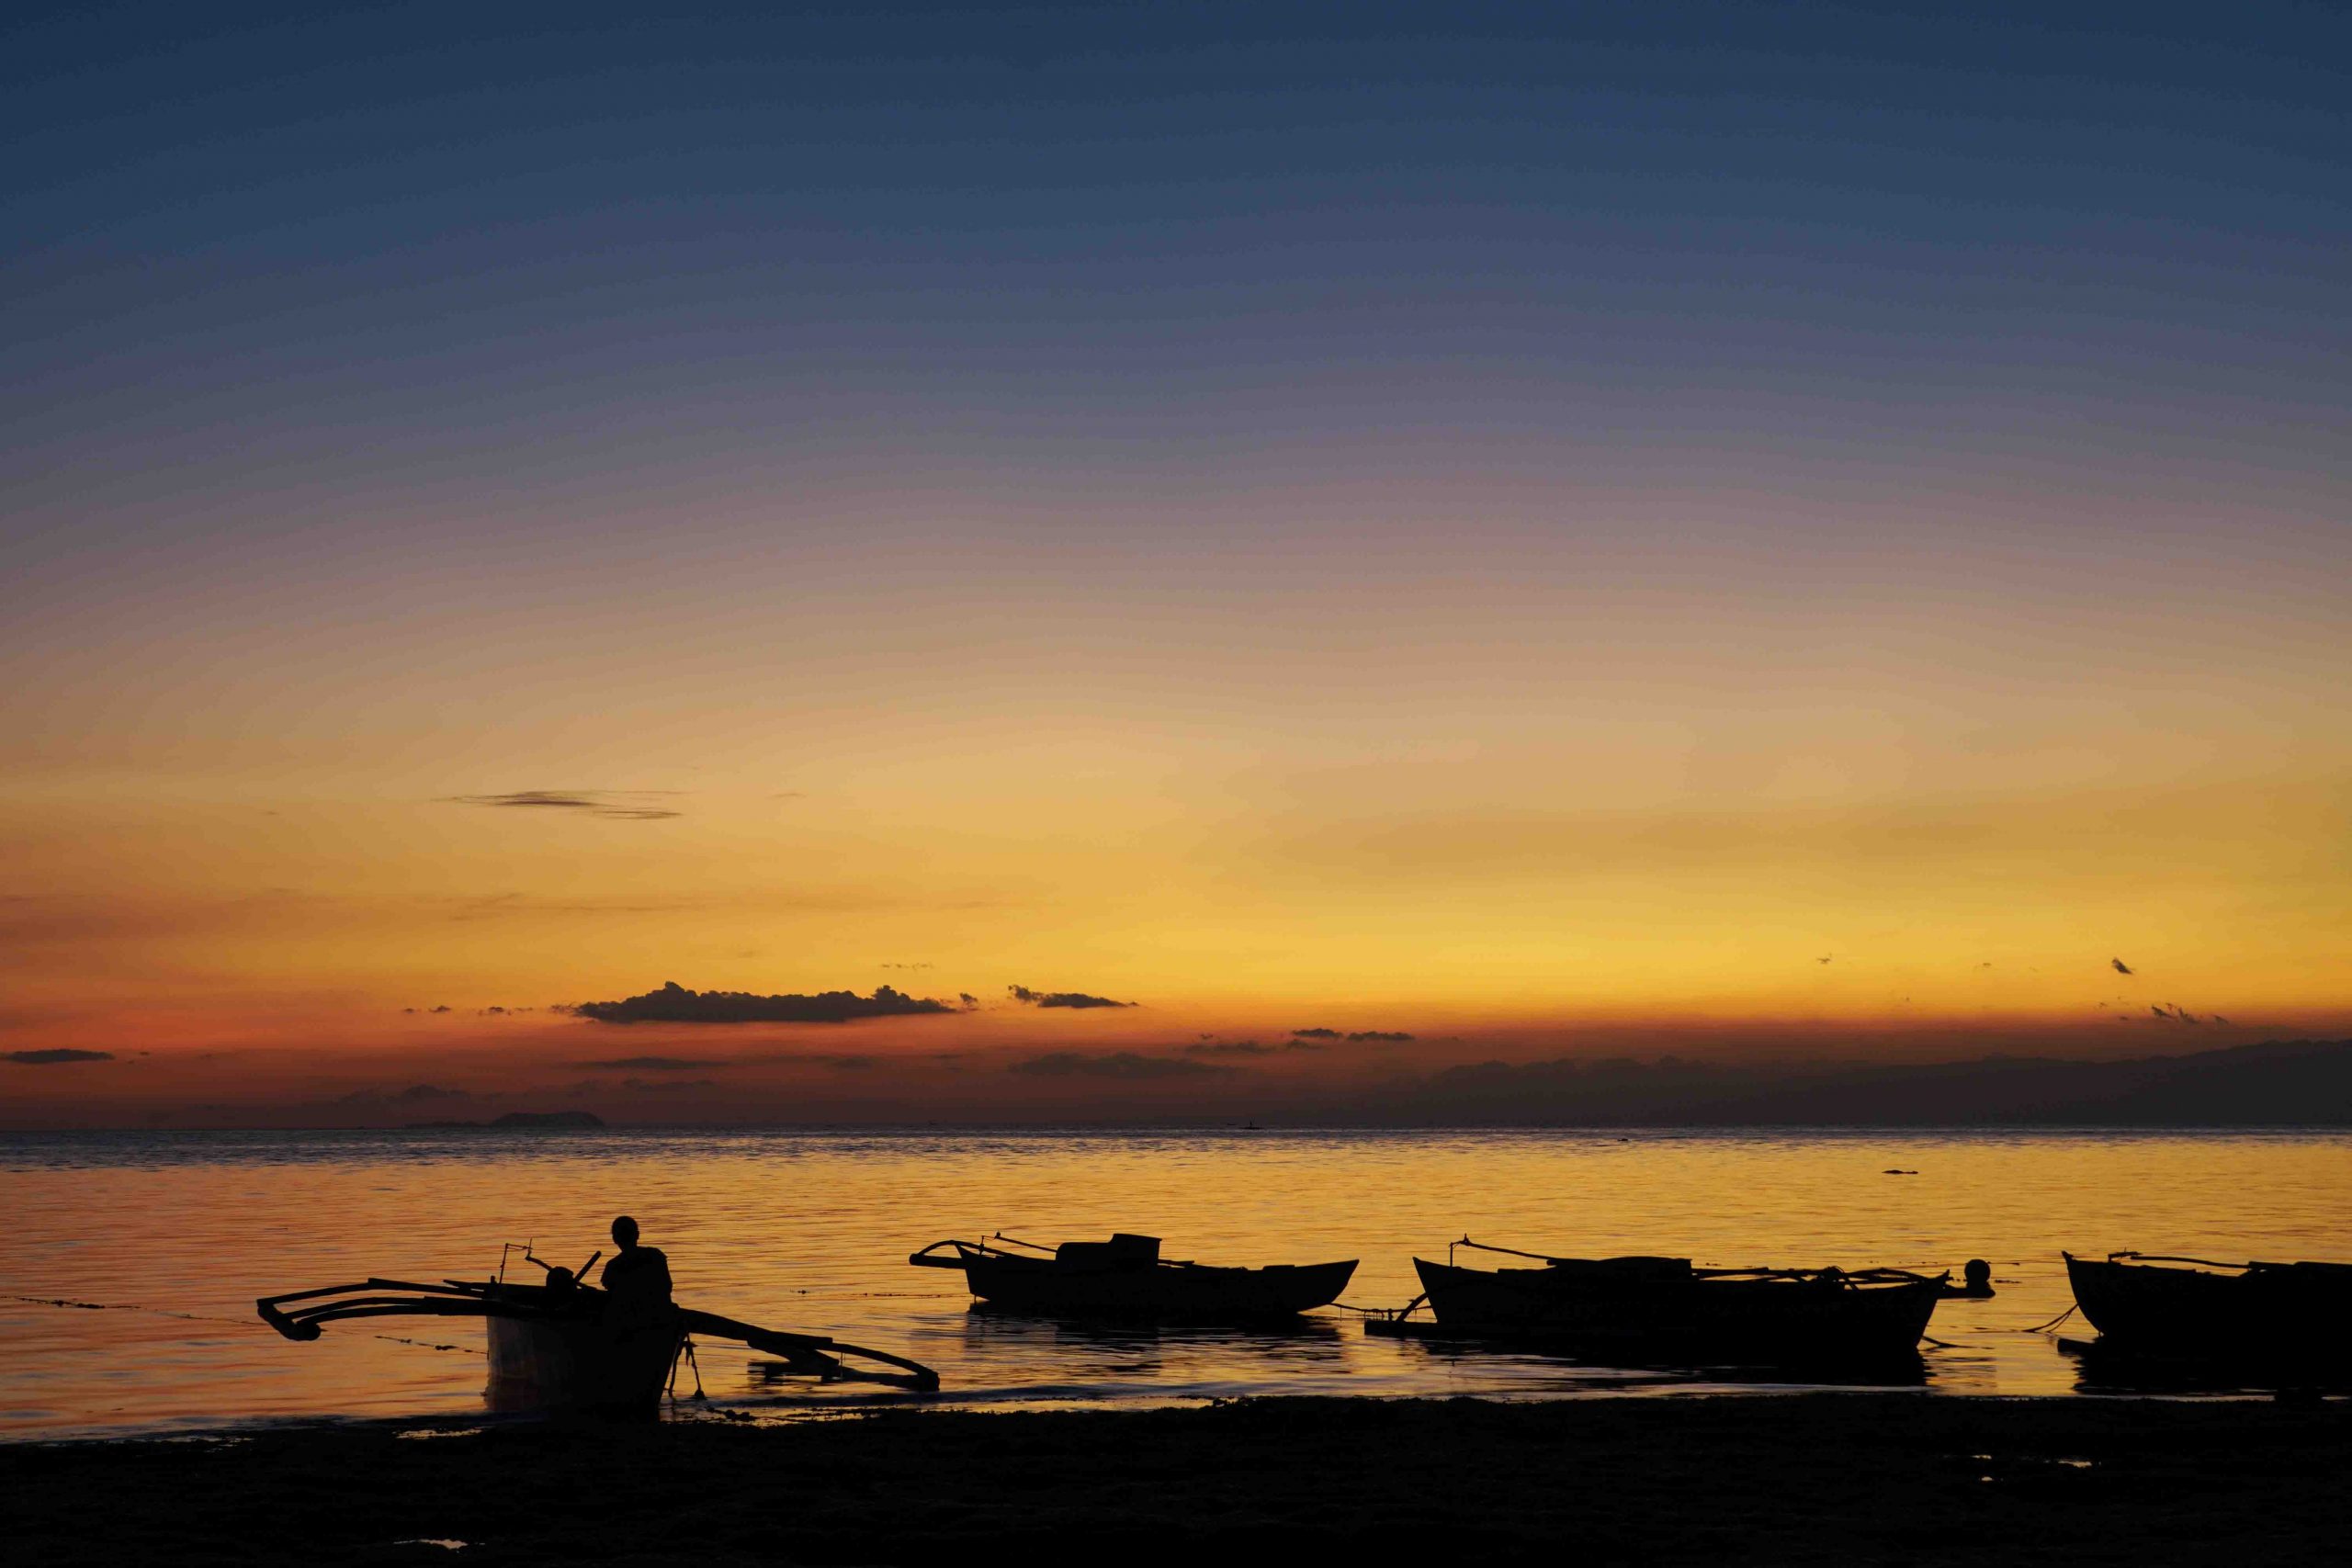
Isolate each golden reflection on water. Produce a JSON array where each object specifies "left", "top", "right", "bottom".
[{"left": 5, "top": 1129, "right": 2346, "bottom": 1436}]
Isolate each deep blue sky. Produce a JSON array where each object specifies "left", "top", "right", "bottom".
[{"left": 5, "top": 3, "right": 2346, "bottom": 605}]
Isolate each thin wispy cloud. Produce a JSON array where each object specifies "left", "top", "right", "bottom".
[
  {"left": 1008, "top": 985, "right": 1135, "bottom": 1010},
  {"left": 446, "top": 790, "right": 682, "bottom": 821},
  {"left": 571, "top": 1055, "right": 729, "bottom": 1070}
]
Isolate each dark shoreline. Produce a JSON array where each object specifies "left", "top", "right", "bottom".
[{"left": 6, "top": 1393, "right": 2346, "bottom": 1564}]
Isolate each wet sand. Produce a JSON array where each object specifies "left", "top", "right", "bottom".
[{"left": 5, "top": 1393, "right": 2346, "bottom": 1565}]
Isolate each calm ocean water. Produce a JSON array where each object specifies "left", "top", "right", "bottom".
[{"left": 4, "top": 1127, "right": 2346, "bottom": 1438}]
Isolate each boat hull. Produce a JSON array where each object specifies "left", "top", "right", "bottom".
[
  {"left": 2064, "top": 1254, "right": 2352, "bottom": 1361},
  {"left": 958, "top": 1254, "right": 1356, "bottom": 1320},
  {"left": 484, "top": 1313, "right": 684, "bottom": 1418},
  {"left": 1412, "top": 1258, "right": 1941, "bottom": 1364}
]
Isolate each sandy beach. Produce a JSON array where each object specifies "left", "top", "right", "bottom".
[{"left": 6, "top": 1393, "right": 2346, "bottom": 1565}]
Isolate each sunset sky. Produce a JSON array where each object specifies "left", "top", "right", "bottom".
[{"left": 4, "top": 3, "right": 2347, "bottom": 1124}]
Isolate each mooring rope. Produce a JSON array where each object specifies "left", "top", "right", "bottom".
[
  {"left": 2, "top": 1290, "right": 483, "bottom": 1355},
  {"left": 2021, "top": 1302, "right": 2080, "bottom": 1334}
]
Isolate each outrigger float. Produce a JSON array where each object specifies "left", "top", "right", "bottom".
[
  {"left": 1366, "top": 1237, "right": 1951, "bottom": 1366},
  {"left": 258, "top": 1245, "right": 938, "bottom": 1418},
  {"left": 910, "top": 1232, "right": 1357, "bottom": 1320}
]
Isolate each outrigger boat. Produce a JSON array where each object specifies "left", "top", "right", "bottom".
[
  {"left": 2063, "top": 1250, "right": 2352, "bottom": 1361},
  {"left": 259, "top": 1244, "right": 939, "bottom": 1418},
  {"left": 910, "top": 1232, "right": 1356, "bottom": 1320},
  {"left": 1369, "top": 1238, "right": 1948, "bottom": 1365}
]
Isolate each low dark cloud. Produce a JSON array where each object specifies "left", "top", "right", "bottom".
[
  {"left": 1008, "top": 1051, "right": 1226, "bottom": 1079},
  {"left": 620, "top": 1076, "right": 718, "bottom": 1092},
  {"left": 447, "top": 790, "right": 681, "bottom": 821},
  {"left": 571, "top": 1055, "right": 729, "bottom": 1071},
  {"left": 1008, "top": 985, "right": 1135, "bottom": 1010},
  {"left": 337, "top": 1083, "right": 469, "bottom": 1106},
  {"left": 1291, "top": 1027, "right": 1413, "bottom": 1043},
  {"left": 5, "top": 1048, "right": 115, "bottom": 1066},
  {"left": 739, "top": 1050, "right": 883, "bottom": 1071},
  {"left": 1184, "top": 1038, "right": 1329, "bottom": 1057},
  {"left": 1185, "top": 1040, "right": 1277, "bottom": 1057},
  {"left": 1290, "top": 1027, "right": 1342, "bottom": 1039},
  {"left": 567, "top": 979, "right": 959, "bottom": 1024}
]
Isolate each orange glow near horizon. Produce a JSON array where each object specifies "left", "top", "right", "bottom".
[{"left": 6, "top": 732, "right": 2348, "bottom": 1122}]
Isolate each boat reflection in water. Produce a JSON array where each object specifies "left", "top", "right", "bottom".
[
  {"left": 1369, "top": 1237, "right": 1951, "bottom": 1373},
  {"left": 939, "top": 1301, "right": 1355, "bottom": 1404},
  {"left": 1376, "top": 1326, "right": 1932, "bottom": 1393}
]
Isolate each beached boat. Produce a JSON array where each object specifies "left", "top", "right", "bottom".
[
  {"left": 1374, "top": 1238, "right": 1946, "bottom": 1364},
  {"left": 259, "top": 1247, "right": 939, "bottom": 1416},
  {"left": 2063, "top": 1250, "right": 2352, "bottom": 1360},
  {"left": 909, "top": 1233, "right": 1357, "bottom": 1319}
]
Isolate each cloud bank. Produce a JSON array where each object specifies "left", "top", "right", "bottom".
[
  {"left": 5, "top": 1048, "right": 115, "bottom": 1065},
  {"left": 569, "top": 979, "right": 959, "bottom": 1024}
]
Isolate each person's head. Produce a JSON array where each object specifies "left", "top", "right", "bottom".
[{"left": 611, "top": 1215, "right": 639, "bottom": 1248}]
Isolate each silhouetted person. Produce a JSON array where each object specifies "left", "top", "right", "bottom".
[
  {"left": 1942, "top": 1258, "right": 1996, "bottom": 1298},
  {"left": 602, "top": 1215, "right": 673, "bottom": 1320}
]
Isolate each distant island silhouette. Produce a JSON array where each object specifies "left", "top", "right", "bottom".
[
  {"left": 1384, "top": 1038, "right": 2352, "bottom": 1126},
  {"left": 404, "top": 1110, "right": 605, "bottom": 1130}
]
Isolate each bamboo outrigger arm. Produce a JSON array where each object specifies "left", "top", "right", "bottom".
[
  {"left": 908, "top": 1238, "right": 979, "bottom": 1268},
  {"left": 675, "top": 1307, "right": 939, "bottom": 1391},
  {"left": 257, "top": 1278, "right": 548, "bottom": 1340}
]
